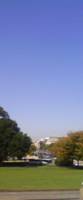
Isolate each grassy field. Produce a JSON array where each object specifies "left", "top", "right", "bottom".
[{"left": 0, "top": 166, "right": 83, "bottom": 190}]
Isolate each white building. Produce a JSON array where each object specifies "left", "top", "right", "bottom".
[{"left": 33, "top": 136, "right": 60, "bottom": 149}]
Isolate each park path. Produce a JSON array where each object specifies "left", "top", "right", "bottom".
[{"left": 0, "top": 190, "right": 80, "bottom": 200}]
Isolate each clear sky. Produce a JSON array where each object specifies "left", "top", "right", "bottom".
[{"left": 0, "top": 0, "right": 83, "bottom": 139}]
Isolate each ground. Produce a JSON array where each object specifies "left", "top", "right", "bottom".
[{"left": 0, "top": 166, "right": 83, "bottom": 190}]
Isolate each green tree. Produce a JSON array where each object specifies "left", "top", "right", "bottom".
[
  {"left": 0, "top": 107, "right": 32, "bottom": 162},
  {"left": 9, "top": 133, "right": 32, "bottom": 160},
  {"left": 0, "top": 118, "right": 20, "bottom": 161},
  {"left": 68, "top": 131, "right": 83, "bottom": 165},
  {"left": 0, "top": 106, "right": 9, "bottom": 119}
]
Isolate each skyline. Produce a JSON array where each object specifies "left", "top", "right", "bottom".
[{"left": 0, "top": 1, "right": 83, "bottom": 138}]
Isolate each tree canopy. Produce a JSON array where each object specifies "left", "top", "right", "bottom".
[
  {"left": 47, "top": 131, "right": 83, "bottom": 166},
  {"left": 0, "top": 106, "right": 9, "bottom": 119},
  {"left": 0, "top": 107, "right": 32, "bottom": 162}
]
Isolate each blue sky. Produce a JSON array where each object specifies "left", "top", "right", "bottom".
[{"left": 0, "top": 0, "right": 83, "bottom": 138}]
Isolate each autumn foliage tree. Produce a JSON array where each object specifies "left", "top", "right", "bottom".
[
  {"left": 54, "top": 137, "right": 73, "bottom": 166},
  {"left": 48, "top": 131, "right": 83, "bottom": 166}
]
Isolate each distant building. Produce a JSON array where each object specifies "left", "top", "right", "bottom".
[
  {"left": 44, "top": 136, "right": 59, "bottom": 145},
  {"left": 33, "top": 136, "right": 61, "bottom": 151}
]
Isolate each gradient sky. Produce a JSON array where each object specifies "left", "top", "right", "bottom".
[{"left": 0, "top": 0, "right": 83, "bottom": 139}]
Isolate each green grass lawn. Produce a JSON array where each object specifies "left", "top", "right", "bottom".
[{"left": 0, "top": 166, "right": 83, "bottom": 190}]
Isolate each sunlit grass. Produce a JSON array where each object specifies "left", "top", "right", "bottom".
[{"left": 0, "top": 166, "right": 82, "bottom": 190}]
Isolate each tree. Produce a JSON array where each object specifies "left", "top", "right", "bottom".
[
  {"left": 68, "top": 131, "right": 83, "bottom": 165},
  {"left": 0, "top": 107, "right": 32, "bottom": 162},
  {"left": 54, "top": 137, "right": 73, "bottom": 166},
  {"left": 0, "top": 106, "right": 9, "bottom": 119},
  {"left": 29, "top": 144, "right": 37, "bottom": 155},
  {"left": 52, "top": 131, "right": 83, "bottom": 166},
  {"left": 0, "top": 118, "right": 20, "bottom": 161},
  {"left": 47, "top": 143, "right": 57, "bottom": 157},
  {"left": 9, "top": 133, "right": 32, "bottom": 160}
]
